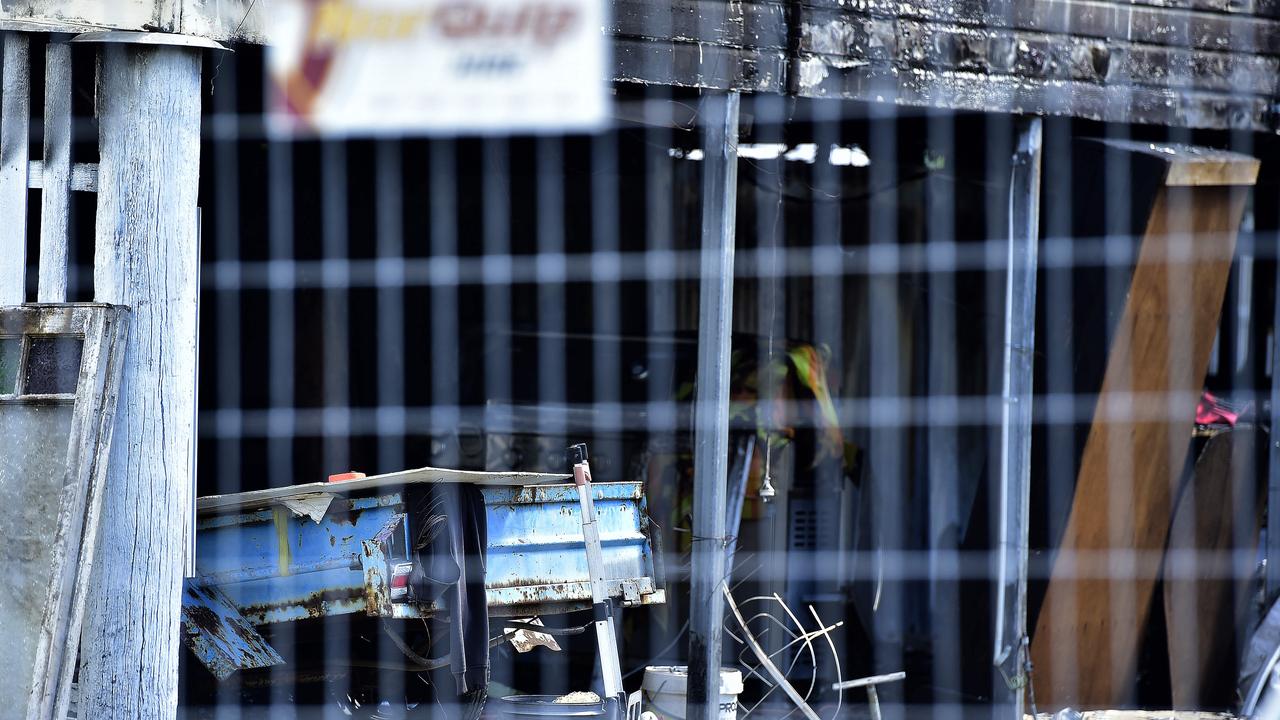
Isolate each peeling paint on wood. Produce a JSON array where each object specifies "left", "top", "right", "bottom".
[
  {"left": 4, "top": 305, "right": 129, "bottom": 720},
  {"left": 38, "top": 40, "right": 71, "bottom": 304},
  {"left": 27, "top": 161, "right": 99, "bottom": 193},
  {"left": 0, "top": 33, "right": 30, "bottom": 306},
  {"left": 78, "top": 42, "right": 203, "bottom": 719}
]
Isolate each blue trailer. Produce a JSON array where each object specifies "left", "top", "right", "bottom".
[{"left": 180, "top": 465, "right": 665, "bottom": 684}]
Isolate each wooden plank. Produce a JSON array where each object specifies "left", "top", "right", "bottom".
[
  {"left": 792, "top": 60, "right": 1276, "bottom": 132},
  {"left": 196, "top": 466, "right": 575, "bottom": 515},
  {"left": 1029, "top": 145, "right": 1258, "bottom": 709},
  {"left": 1094, "top": 140, "right": 1264, "bottom": 186},
  {"left": 39, "top": 307, "right": 128, "bottom": 720},
  {"left": 26, "top": 160, "right": 98, "bottom": 192},
  {"left": 78, "top": 42, "right": 203, "bottom": 720},
  {"left": 1123, "top": 0, "right": 1280, "bottom": 19},
  {"left": 1163, "top": 429, "right": 1260, "bottom": 709},
  {"left": 611, "top": 0, "right": 789, "bottom": 49},
  {"left": 38, "top": 40, "right": 71, "bottom": 303},
  {"left": 613, "top": 37, "right": 787, "bottom": 93},
  {"left": 797, "top": 12, "right": 1280, "bottom": 96},
  {"left": 800, "top": 0, "right": 1280, "bottom": 57},
  {"left": 0, "top": 305, "right": 130, "bottom": 720},
  {"left": 0, "top": 32, "right": 30, "bottom": 305},
  {"left": 4, "top": 0, "right": 1278, "bottom": 43}
]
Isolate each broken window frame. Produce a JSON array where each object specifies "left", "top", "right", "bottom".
[{"left": 0, "top": 303, "right": 128, "bottom": 720}]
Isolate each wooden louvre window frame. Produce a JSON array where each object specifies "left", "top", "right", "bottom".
[{"left": 0, "top": 303, "right": 128, "bottom": 720}]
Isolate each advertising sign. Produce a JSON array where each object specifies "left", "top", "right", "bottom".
[{"left": 268, "top": 0, "right": 609, "bottom": 136}]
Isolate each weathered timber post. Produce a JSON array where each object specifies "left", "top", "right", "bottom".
[{"left": 78, "top": 38, "right": 204, "bottom": 718}]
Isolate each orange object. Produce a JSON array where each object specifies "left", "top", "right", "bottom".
[{"left": 327, "top": 471, "right": 366, "bottom": 483}]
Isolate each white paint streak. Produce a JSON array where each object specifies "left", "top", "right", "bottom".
[
  {"left": 80, "top": 43, "right": 202, "bottom": 720},
  {"left": 796, "top": 55, "right": 830, "bottom": 91}
]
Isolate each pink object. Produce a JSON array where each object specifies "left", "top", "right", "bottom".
[{"left": 1195, "top": 391, "right": 1250, "bottom": 426}]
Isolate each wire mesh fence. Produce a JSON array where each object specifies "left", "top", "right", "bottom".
[{"left": 3, "top": 20, "right": 1280, "bottom": 720}]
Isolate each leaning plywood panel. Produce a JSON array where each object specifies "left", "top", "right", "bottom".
[{"left": 1029, "top": 143, "right": 1259, "bottom": 709}]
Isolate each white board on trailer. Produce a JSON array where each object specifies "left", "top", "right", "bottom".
[{"left": 197, "top": 465, "right": 574, "bottom": 514}]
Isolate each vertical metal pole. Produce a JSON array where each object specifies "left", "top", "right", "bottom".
[
  {"left": 571, "top": 448, "right": 625, "bottom": 703},
  {"left": 80, "top": 40, "right": 203, "bottom": 719},
  {"left": 1268, "top": 250, "right": 1280, "bottom": 605},
  {"left": 685, "top": 90, "right": 739, "bottom": 720},
  {"left": 993, "top": 115, "right": 1042, "bottom": 720}
]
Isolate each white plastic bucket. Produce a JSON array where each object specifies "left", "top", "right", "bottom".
[{"left": 641, "top": 666, "right": 743, "bottom": 720}]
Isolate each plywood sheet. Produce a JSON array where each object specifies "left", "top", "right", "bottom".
[{"left": 1029, "top": 148, "right": 1257, "bottom": 708}]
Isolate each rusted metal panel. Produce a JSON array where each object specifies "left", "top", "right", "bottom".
[
  {"left": 180, "top": 580, "right": 284, "bottom": 681},
  {"left": 195, "top": 494, "right": 413, "bottom": 625},
  {"left": 359, "top": 514, "right": 404, "bottom": 618},
  {"left": 185, "top": 479, "right": 666, "bottom": 677},
  {"left": 483, "top": 482, "right": 664, "bottom": 609},
  {"left": 487, "top": 579, "right": 665, "bottom": 611},
  {"left": 190, "top": 481, "right": 665, "bottom": 629}
]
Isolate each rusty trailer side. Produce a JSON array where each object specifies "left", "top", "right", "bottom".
[{"left": 182, "top": 480, "right": 664, "bottom": 678}]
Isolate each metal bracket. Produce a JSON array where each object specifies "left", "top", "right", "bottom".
[{"left": 620, "top": 580, "right": 641, "bottom": 605}]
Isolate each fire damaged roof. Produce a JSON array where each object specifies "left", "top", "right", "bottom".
[
  {"left": 610, "top": 0, "right": 1280, "bottom": 132},
  {"left": 3, "top": 0, "right": 1277, "bottom": 131}
]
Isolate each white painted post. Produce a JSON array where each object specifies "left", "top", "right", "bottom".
[
  {"left": 0, "top": 32, "right": 30, "bottom": 305},
  {"left": 78, "top": 40, "right": 202, "bottom": 719},
  {"left": 38, "top": 39, "right": 72, "bottom": 303}
]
